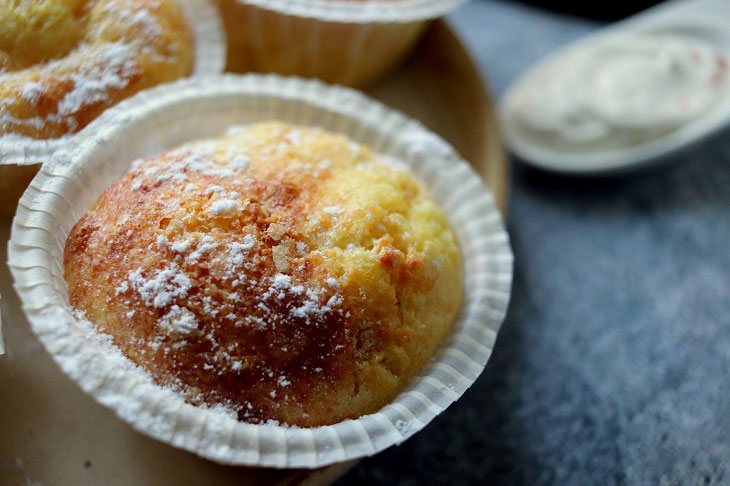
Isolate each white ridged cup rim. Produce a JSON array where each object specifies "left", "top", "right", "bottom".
[{"left": 232, "top": 0, "right": 469, "bottom": 23}]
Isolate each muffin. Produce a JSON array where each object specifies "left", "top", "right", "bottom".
[
  {"left": 12, "top": 75, "right": 512, "bottom": 466},
  {"left": 216, "top": 0, "right": 466, "bottom": 87},
  {"left": 64, "top": 121, "right": 463, "bottom": 427},
  {"left": 0, "top": 0, "right": 194, "bottom": 140}
]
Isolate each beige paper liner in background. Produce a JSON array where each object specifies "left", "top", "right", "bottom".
[
  {"left": 218, "top": 0, "right": 467, "bottom": 87},
  {"left": 8, "top": 74, "right": 512, "bottom": 469},
  {"left": 0, "top": 0, "right": 226, "bottom": 214}
]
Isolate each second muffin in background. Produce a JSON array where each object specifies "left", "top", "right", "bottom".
[
  {"left": 216, "top": 0, "right": 467, "bottom": 86},
  {"left": 64, "top": 121, "right": 463, "bottom": 427},
  {"left": 0, "top": 0, "right": 195, "bottom": 140}
]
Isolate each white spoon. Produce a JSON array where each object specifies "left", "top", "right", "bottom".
[{"left": 500, "top": 0, "right": 730, "bottom": 174}]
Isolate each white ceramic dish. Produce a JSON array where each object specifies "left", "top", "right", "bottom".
[{"left": 500, "top": 0, "right": 730, "bottom": 175}]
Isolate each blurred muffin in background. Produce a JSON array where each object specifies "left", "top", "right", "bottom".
[
  {"left": 216, "top": 0, "right": 466, "bottom": 87},
  {"left": 0, "top": 0, "right": 195, "bottom": 140}
]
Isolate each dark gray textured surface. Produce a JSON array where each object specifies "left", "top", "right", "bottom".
[{"left": 342, "top": 1, "right": 730, "bottom": 484}]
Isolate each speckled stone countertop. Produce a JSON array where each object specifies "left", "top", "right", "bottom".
[{"left": 343, "top": 1, "right": 730, "bottom": 484}]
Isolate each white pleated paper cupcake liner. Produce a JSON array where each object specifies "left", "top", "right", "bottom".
[
  {"left": 235, "top": 0, "right": 468, "bottom": 23},
  {"left": 8, "top": 74, "right": 512, "bottom": 468},
  {"left": 0, "top": 0, "right": 226, "bottom": 168},
  {"left": 220, "top": 0, "right": 468, "bottom": 85},
  {"left": 180, "top": 0, "right": 227, "bottom": 75}
]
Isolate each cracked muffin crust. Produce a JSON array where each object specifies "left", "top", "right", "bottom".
[{"left": 64, "top": 122, "right": 462, "bottom": 426}]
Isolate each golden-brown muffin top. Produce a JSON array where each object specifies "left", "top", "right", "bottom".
[
  {"left": 65, "top": 122, "right": 462, "bottom": 426},
  {"left": 0, "top": 0, "right": 193, "bottom": 139}
]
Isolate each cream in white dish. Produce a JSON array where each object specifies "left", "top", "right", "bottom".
[{"left": 505, "top": 33, "right": 730, "bottom": 151}]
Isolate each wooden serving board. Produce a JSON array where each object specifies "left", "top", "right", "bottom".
[{"left": 0, "top": 20, "right": 506, "bottom": 486}]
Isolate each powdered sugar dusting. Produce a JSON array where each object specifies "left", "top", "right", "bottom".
[
  {"left": 1, "top": 41, "right": 139, "bottom": 136},
  {"left": 262, "top": 273, "right": 343, "bottom": 327},
  {"left": 227, "top": 235, "right": 256, "bottom": 269},
  {"left": 225, "top": 125, "right": 246, "bottom": 136},
  {"left": 209, "top": 199, "right": 240, "bottom": 216},
  {"left": 226, "top": 146, "right": 250, "bottom": 172},
  {"left": 127, "top": 264, "right": 192, "bottom": 308},
  {"left": 284, "top": 128, "right": 303, "bottom": 146},
  {"left": 378, "top": 155, "right": 412, "bottom": 172},
  {"left": 73, "top": 309, "right": 157, "bottom": 380},
  {"left": 105, "top": 3, "right": 164, "bottom": 38},
  {"left": 71, "top": 310, "right": 241, "bottom": 420},
  {"left": 158, "top": 305, "right": 199, "bottom": 338},
  {"left": 186, "top": 235, "right": 218, "bottom": 263},
  {"left": 56, "top": 42, "right": 137, "bottom": 117},
  {"left": 171, "top": 240, "right": 192, "bottom": 253},
  {"left": 21, "top": 81, "right": 43, "bottom": 104},
  {"left": 128, "top": 141, "right": 252, "bottom": 190},
  {"left": 323, "top": 206, "right": 343, "bottom": 216}
]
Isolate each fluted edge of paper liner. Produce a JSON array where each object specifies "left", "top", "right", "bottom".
[{"left": 232, "top": 0, "right": 468, "bottom": 23}]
